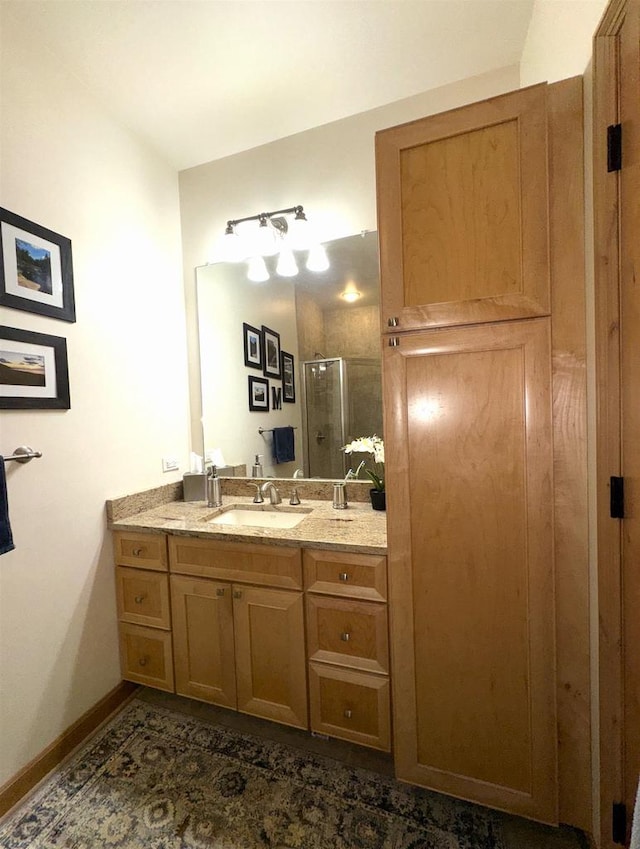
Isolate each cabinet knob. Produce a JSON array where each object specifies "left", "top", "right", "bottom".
[
  {"left": 343, "top": 709, "right": 353, "bottom": 719},
  {"left": 338, "top": 572, "right": 349, "bottom": 582},
  {"left": 134, "top": 595, "right": 146, "bottom": 604},
  {"left": 388, "top": 337, "right": 400, "bottom": 347},
  {"left": 340, "top": 632, "right": 351, "bottom": 642},
  {"left": 233, "top": 590, "right": 242, "bottom": 599},
  {"left": 138, "top": 656, "right": 148, "bottom": 667},
  {"left": 216, "top": 588, "right": 225, "bottom": 597},
  {"left": 387, "top": 317, "right": 399, "bottom": 327},
  {"left": 132, "top": 548, "right": 143, "bottom": 556}
]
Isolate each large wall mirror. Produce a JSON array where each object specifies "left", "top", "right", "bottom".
[{"left": 196, "top": 231, "right": 382, "bottom": 480}]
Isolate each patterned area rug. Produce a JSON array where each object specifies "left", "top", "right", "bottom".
[{"left": 0, "top": 698, "right": 505, "bottom": 849}]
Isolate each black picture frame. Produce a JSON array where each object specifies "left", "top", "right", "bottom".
[
  {"left": 0, "top": 325, "right": 70, "bottom": 409},
  {"left": 0, "top": 207, "right": 76, "bottom": 322},
  {"left": 242, "top": 322, "right": 263, "bottom": 370},
  {"left": 281, "top": 350, "right": 295, "bottom": 403},
  {"left": 262, "top": 325, "right": 281, "bottom": 379},
  {"left": 248, "top": 375, "right": 269, "bottom": 411}
]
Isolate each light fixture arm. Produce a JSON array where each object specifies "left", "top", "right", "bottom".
[{"left": 226, "top": 205, "right": 305, "bottom": 230}]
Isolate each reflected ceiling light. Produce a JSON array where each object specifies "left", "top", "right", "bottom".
[
  {"left": 222, "top": 205, "right": 328, "bottom": 280},
  {"left": 306, "top": 243, "right": 329, "bottom": 272},
  {"left": 247, "top": 255, "right": 269, "bottom": 283},
  {"left": 340, "top": 288, "right": 361, "bottom": 303}
]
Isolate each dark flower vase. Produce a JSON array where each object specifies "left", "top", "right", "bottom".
[{"left": 370, "top": 489, "right": 386, "bottom": 511}]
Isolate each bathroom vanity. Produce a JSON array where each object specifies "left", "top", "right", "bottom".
[{"left": 108, "top": 483, "right": 390, "bottom": 752}]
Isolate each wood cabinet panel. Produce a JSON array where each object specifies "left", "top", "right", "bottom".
[
  {"left": 383, "top": 318, "right": 557, "bottom": 822},
  {"left": 308, "top": 662, "right": 390, "bottom": 751},
  {"left": 376, "top": 83, "right": 549, "bottom": 330},
  {"left": 113, "top": 531, "right": 167, "bottom": 571},
  {"left": 118, "top": 622, "right": 174, "bottom": 691},
  {"left": 170, "top": 575, "right": 236, "bottom": 708},
  {"left": 169, "top": 536, "right": 302, "bottom": 589},
  {"left": 306, "top": 594, "right": 389, "bottom": 674},
  {"left": 116, "top": 566, "right": 171, "bottom": 629},
  {"left": 303, "top": 549, "right": 387, "bottom": 601},
  {"left": 233, "top": 585, "right": 308, "bottom": 729}
]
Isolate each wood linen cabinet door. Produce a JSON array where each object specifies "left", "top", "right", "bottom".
[
  {"left": 170, "top": 575, "right": 237, "bottom": 708},
  {"left": 383, "top": 318, "right": 557, "bottom": 823},
  {"left": 233, "top": 585, "right": 308, "bottom": 730},
  {"left": 376, "top": 83, "right": 550, "bottom": 332}
]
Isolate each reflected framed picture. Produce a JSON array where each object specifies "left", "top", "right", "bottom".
[
  {"left": 0, "top": 325, "right": 70, "bottom": 409},
  {"left": 262, "top": 325, "right": 281, "bottom": 379},
  {"left": 281, "top": 351, "right": 295, "bottom": 403},
  {"left": 242, "top": 322, "right": 263, "bottom": 370},
  {"left": 248, "top": 375, "right": 269, "bottom": 411},
  {"left": 0, "top": 207, "right": 76, "bottom": 322}
]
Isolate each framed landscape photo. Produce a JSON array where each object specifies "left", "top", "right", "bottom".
[
  {"left": 0, "top": 207, "right": 76, "bottom": 322},
  {"left": 261, "top": 325, "right": 281, "bottom": 379},
  {"left": 0, "top": 326, "right": 70, "bottom": 409},
  {"left": 281, "top": 351, "right": 295, "bottom": 403},
  {"left": 242, "top": 322, "right": 263, "bottom": 370},
  {"left": 248, "top": 375, "right": 269, "bottom": 411}
]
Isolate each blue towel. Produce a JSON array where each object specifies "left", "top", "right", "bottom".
[
  {"left": 0, "top": 459, "right": 15, "bottom": 555},
  {"left": 272, "top": 427, "right": 295, "bottom": 464}
]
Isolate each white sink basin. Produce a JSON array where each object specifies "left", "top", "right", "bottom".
[{"left": 207, "top": 507, "right": 311, "bottom": 529}]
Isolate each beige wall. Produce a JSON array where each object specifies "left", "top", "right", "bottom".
[{"left": 0, "top": 10, "right": 190, "bottom": 785}]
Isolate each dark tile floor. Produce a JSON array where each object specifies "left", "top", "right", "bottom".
[{"left": 137, "top": 687, "right": 590, "bottom": 849}]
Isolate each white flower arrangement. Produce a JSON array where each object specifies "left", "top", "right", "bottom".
[{"left": 343, "top": 435, "right": 385, "bottom": 491}]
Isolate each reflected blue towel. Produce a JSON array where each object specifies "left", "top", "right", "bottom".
[
  {"left": 272, "top": 427, "right": 295, "bottom": 464},
  {"left": 0, "top": 459, "right": 15, "bottom": 555}
]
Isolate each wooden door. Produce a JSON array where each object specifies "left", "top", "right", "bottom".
[
  {"left": 170, "top": 575, "right": 237, "bottom": 708},
  {"left": 595, "top": 0, "right": 640, "bottom": 843},
  {"left": 376, "top": 84, "right": 550, "bottom": 331},
  {"left": 383, "top": 318, "right": 557, "bottom": 823},
  {"left": 233, "top": 585, "right": 308, "bottom": 729}
]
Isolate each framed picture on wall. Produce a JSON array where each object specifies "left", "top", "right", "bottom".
[
  {"left": 242, "top": 322, "right": 263, "bottom": 370},
  {"left": 0, "top": 325, "right": 70, "bottom": 409},
  {"left": 248, "top": 375, "right": 269, "bottom": 411},
  {"left": 0, "top": 207, "right": 76, "bottom": 322},
  {"left": 281, "top": 351, "right": 295, "bottom": 403},
  {"left": 262, "top": 325, "right": 281, "bottom": 379}
]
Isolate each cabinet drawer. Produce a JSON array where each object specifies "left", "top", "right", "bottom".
[
  {"left": 113, "top": 531, "right": 168, "bottom": 571},
  {"left": 116, "top": 566, "right": 171, "bottom": 629},
  {"left": 118, "top": 623, "right": 174, "bottom": 691},
  {"left": 306, "top": 594, "right": 389, "bottom": 674},
  {"left": 309, "top": 662, "right": 390, "bottom": 751},
  {"left": 303, "top": 549, "right": 387, "bottom": 601},
  {"left": 169, "top": 536, "right": 302, "bottom": 589}
]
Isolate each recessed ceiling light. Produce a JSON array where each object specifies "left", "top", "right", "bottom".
[{"left": 340, "top": 289, "right": 361, "bottom": 303}]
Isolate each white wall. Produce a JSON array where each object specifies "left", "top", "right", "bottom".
[
  {"left": 179, "top": 64, "right": 521, "bottom": 447},
  {"left": 0, "top": 10, "right": 190, "bottom": 785}
]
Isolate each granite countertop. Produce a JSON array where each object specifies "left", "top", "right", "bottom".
[{"left": 108, "top": 493, "right": 387, "bottom": 555}]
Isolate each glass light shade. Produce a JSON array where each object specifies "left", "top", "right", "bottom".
[
  {"left": 276, "top": 248, "right": 298, "bottom": 277},
  {"left": 254, "top": 219, "right": 279, "bottom": 257},
  {"left": 306, "top": 243, "right": 329, "bottom": 272},
  {"left": 287, "top": 216, "right": 312, "bottom": 250},
  {"left": 221, "top": 229, "right": 248, "bottom": 263},
  {"left": 247, "top": 255, "right": 269, "bottom": 283}
]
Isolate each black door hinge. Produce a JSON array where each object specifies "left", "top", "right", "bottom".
[
  {"left": 613, "top": 801, "right": 627, "bottom": 844},
  {"left": 610, "top": 476, "right": 625, "bottom": 519},
  {"left": 608, "top": 124, "right": 622, "bottom": 172}
]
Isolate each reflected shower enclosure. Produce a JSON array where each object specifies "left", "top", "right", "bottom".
[{"left": 302, "top": 357, "right": 383, "bottom": 478}]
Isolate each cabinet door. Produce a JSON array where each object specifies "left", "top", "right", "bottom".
[
  {"left": 233, "top": 585, "right": 307, "bottom": 729},
  {"left": 376, "top": 84, "right": 549, "bottom": 331},
  {"left": 383, "top": 318, "right": 557, "bottom": 823},
  {"left": 170, "top": 575, "right": 236, "bottom": 708}
]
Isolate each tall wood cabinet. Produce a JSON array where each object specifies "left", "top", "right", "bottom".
[{"left": 376, "top": 79, "right": 588, "bottom": 826}]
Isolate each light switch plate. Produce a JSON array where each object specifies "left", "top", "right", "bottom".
[{"left": 162, "top": 457, "right": 179, "bottom": 472}]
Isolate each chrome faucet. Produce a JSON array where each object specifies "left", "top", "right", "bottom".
[
  {"left": 260, "top": 481, "right": 282, "bottom": 505},
  {"left": 293, "top": 468, "right": 304, "bottom": 479}
]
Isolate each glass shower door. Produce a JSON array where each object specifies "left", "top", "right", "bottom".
[{"left": 302, "top": 359, "right": 346, "bottom": 478}]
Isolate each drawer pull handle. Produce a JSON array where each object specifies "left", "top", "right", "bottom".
[
  {"left": 340, "top": 632, "right": 351, "bottom": 642},
  {"left": 344, "top": 709, "right": 353, "bottom": 719},
  {"left": 138, "top": 656, "right": 148, "bottom": 667},
  {"left": 216, "top": 588, "right": 226, "bottom": 597},
  {"left": 339, "top": 572, "right": 349, "bottom": 582},
  {"left": 134, "top": 595, "right": 146, "bottom": 604},
  {"left": 233, "top": 590, "right": 242, "bottom": 599},
  {"left": 132, "top": 548, "right": 143, "bottom": 556}
]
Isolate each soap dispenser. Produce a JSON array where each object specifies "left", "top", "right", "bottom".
[
  {"left": 207, "top": 465, "right": 222, "bottom": 508},
  {"left": 251, "top": 454, "right": 263, "bottom": 477}
]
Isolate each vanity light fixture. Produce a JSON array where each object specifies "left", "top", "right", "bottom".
[{"left": 222, "top": 205, "right": 327, "bottom": 281}]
